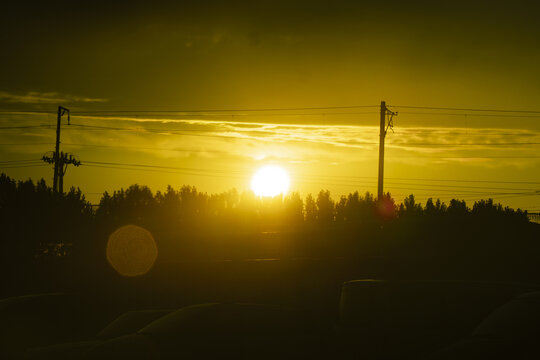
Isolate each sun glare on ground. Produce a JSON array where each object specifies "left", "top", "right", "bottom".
[{"left": 251, "top": 165, "right": 290, "bottom": 197}]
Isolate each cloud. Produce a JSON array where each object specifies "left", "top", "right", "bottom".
[
  {"left": 67, "top": 114, "right": 540, "bottom": 156},
  {"left": 0, "top": 91, "right": 108, "bottom": 104},
  {"left": 2, "top": 112, "right": 538, "bottom": 169}
]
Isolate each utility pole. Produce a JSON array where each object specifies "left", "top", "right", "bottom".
[
  {"left": 54, "top": 106, "right": 69, "bottom": 191},
  {"left": 377, "top": 101, "right": 397, "bottom": 201},
  {"left": 42, "top": 106, "right": 80, "bottom": 193}
]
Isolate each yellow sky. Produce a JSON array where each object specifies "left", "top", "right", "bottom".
[
  {"left": 1, "top": 1, "right": 539, "bottom": 210},
  {"left": 1, "top": 109, "right": 538, "bottom": 210}
]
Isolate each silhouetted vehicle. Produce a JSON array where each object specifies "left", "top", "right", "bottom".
[
  {"left": 25, "top": 309, "right": 173, "bottom": 359},
  {"left": 0, "top": 293, "right": 109, "bottom": 359},
  {"left": 4, "top": 280, "right": 540, "bottom": 359},
  {"left": 23, "top": 303, "right": 326, "bottom": 359},
  {"left": 432, "top": 291, "right": 540, "bottom": 359},
  {"left": 336, "top": 280, "right": 537, "bottom": 359}
]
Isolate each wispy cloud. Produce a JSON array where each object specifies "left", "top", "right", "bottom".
[
  {"left": 0, "top": 91, "right": 108, "bottom": 104},
  {"left": 1, "top": 112, "right": 539, "bottom": 167},
  {"left": 72, "top": 115, "right": 540, "bottom": 155}
]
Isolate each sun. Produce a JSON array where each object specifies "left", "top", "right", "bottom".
[{"left": 251, "top": 165, "right": 290, "bottom": 197}]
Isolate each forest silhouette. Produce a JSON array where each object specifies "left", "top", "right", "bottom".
[{"left": 1, "top": 172, "right": 536, "bottom": 291}]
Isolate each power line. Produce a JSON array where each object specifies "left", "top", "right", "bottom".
[
  {"left": 394, "top": 193, "right": 538, "bottom": 200},
  {"left": 3, "top": 159, "right": 533, "bottom": 201},
  {"left": 0, "top": 142, "right": 55, "bottom": 146},
  {"left": 1, "top": 164, "right": 49, "bottom": 169},
  {"left": 83, "top": 160, "right": 242, "bottom": 175},
  {"left": 0, "top": 110, "right": 56, "bottom": 114},
  {"left": 0, "top": 124, "right": 51, "bottom": 130},
  {"left": 390, "top": 105, "right": 540, "bottom": 114},
  {"left": 80, "top": 161, "right": 538, "bottom": 196},
  {"left": 81, "top": 159, "right": 540, "bottom": 185},
  {"left": 0, "top": 110, "right": 381, "bottom": 117},
  {"left": 396, "top": 130, "right": 538, "bottom": 136},
  {"left": 385, "top": 176, "right": 540, "bottom": 185},
  {"left": 66, "top": 124, "right": 234, "bottom": 139},
  {"left": 387, "top": 155, "right": 540, "bottom": 159},
  {"left": 79, "top": 166, "right": 538, "bottom": 199},
  {"left": 83, "top": 163, "right": 245, "bottom": 179},
  {"left": 294, "top": 174, "right": 538, "bottom": 192},
  {"left": 380, "top": 185, "right": 535, "bottom": 195},
  {"left": 68, "top": 124, "right": 130, "bottom": 131},
  {"left": 62, "top": 142, "right": 229, "bottom": 154},
  {"left": 3, "top": 156, "right": 537, "bottom": 187},
  {"left": 475, "top": 193, "right": 539, "bottom": 200},
  {"left": 4, "top": 103, "right": 540, "bottom": 114},
  {"left": 384, "top": 181, "right": 537, "bottom": 192},
  {"left": 397, "top": 111, "right": 540, "bottom": 118},
  {"left": 387, "top": 142, "right": 540, "bottom": 147},
  {"left": 297, "top": 179, "right": 538, "bottom": 197},
  {"left": 306, "top": 174, "right": 540, "bottom": 185},
  {"left": 59, "top": 140, "right": 540, "bottom": 150},
  {"left": 76, "top": 111, "right": 381, "bottom": 117},
  {"left": 69, "top": 105, "right": 381, "bottom": 113},
  {"left": 0, "top": 159, "right": 44, "bottom": 164}
]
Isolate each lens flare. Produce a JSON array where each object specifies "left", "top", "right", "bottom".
[{"left": 106, "top": 225, "right": 158, "bottom": 277}]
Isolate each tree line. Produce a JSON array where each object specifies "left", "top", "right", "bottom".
[
  {"left": 0, "top": 172, "right": 530, "bottom": 260},
  {"left": 1, "top": 172, "right": 538, "bottom": 297}
]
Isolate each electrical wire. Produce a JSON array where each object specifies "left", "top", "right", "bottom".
[
  {"left": 67, "top": 105, "right": 381, "bottom": 113},
  {"left": 0, "top": 159, "right": 44, "bottom": 164},
  {"left": 62, "top": 142, "right": 229, "bottom": 154},
  {"left": 83, "top": 164, "right": 245, "bottom": 179},
  {"left": 59, "top": 140, "right": 540, "bottom": 150},
  {"left": 2, "top": 156, "right": 537, "bottom": 187},
  {"left": 0, "top": 124, "right": 51, "bottom": 130},
  {"left": 389, "top": 105, "right": 540, "bottom": 114},
  {"left": 386, "top": 142, "right": 540, "bottom": 147},
  {"left": 1, "top": 164, "right": 49, "bottom": 169},
  {"left": 79, "top": 162, "right": 538, "bottom": 196},
  {"left": 396, "top": 111, "right": 540, "bottom": 118},
  {"left": 3, "top": 103, "right": 540, "bottom": 114},
  {"left": 0, "top": 142, "right": 55, "bottom": 146}
]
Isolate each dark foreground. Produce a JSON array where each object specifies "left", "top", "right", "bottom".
[
  {"left": 2, "top": 258, "right": 540, "bottom": 359},
  {"left": 2, "top": 198, "right": 539, "bottom": 359}
]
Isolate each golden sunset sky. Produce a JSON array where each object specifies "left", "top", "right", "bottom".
[{"left": 1, "top": 0, "right": 539, "bottom": 210}]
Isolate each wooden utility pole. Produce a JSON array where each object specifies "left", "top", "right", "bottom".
[
  {"left": 53, "top": 106, "right": 69, "bottom": 192},
  {"left": 377, "top": 101, "right": 397, "bottom": 201},
  {"left": 377, "top": 101, "right": 386, "bottom": 201}
]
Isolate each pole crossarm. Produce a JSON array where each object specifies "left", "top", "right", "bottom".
[{"left": 43, "top": 106, "right": 80, "bottom": 193}]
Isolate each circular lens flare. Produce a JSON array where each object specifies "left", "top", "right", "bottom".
[
  {"left": 251, "top": 165, "right": 290, "bottom": 197},
  {"left": 106, "top": 225, "right": 158, "bottom": 277}
]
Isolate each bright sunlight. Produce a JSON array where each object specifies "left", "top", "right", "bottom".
[{"left": 251, "top": 165, "right": 290, "bottom": 197}]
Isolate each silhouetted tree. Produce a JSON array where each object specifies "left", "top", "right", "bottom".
[
  {"left": 284, "top": 192, "right": 304, "bottom": 225},
  {"left": 316, "top": 190, "right": 335, "bottom": 223},
  {"left": 335, "top": 196, "right": 347, "bottom": 222},
  {"left": 447, "top": 199, "right": 469, "bottom": 218},
  {"left": 399, "top": 194, "right": 423, "bottom": 217},
  {"left": 304, "top": 194, "right": 316, "bottom": 222}
]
